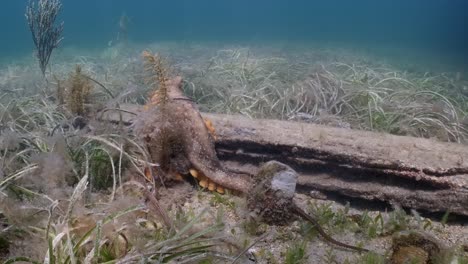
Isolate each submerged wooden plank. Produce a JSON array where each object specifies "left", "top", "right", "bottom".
[
  {"left": 204, "top": 113, "right": 468, "bottom": 187},
  {"left": 101, "top": 104, "right": 468, "bottom": 215}
]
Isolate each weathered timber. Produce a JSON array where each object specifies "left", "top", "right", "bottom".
[{"left": 101, "top": 104, "right": 468, "bottom": 216}]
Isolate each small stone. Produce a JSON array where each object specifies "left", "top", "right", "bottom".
[
  {"left": 391, "top": 230, "right": 447, "bottom": 264},
  {"left": 392, "top": 246, "right": 428, "bottom": 264}
]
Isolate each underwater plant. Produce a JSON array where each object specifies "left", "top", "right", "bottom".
[
  {"left": 25, "top": 0, "right": 64, "bottom": 76},
  {"left": 66, "top": 65, "right": 93, "bottom": 116},
  {"left": 53, "top": 65, "right": 94, "bottom": 116}
]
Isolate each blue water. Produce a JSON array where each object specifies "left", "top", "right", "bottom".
[{"left": 1, "top": 0, "right": 467, "bottom": 68}]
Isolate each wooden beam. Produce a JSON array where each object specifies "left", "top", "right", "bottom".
[{"left": 101, "top": 104, "right": 468, "bottom": 216}]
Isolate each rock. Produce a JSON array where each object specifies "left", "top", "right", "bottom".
[{"left": 391, "top": 231, "right": 448, "bottom": 264}]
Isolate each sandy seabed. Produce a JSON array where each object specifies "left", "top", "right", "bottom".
[{"left": 0, "top": 42, "right": 467, "bottom": 263}]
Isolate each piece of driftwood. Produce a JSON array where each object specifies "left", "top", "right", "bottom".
[{"left": 101, "top": 104, "right": 468, "bottom": 216}]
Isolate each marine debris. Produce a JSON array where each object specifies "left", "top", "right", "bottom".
[
  {"left": 25, "top": 0, "right": 64, "bottom": 76},
  {"left": 210, "top": 113, "right": 468, "bottom": 217},
  {"left": 108, "top": 104, "right": 468, "bottom": 216}
]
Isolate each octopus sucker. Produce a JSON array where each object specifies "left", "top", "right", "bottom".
[
  {"left": 216, "top": 186, "right": 225, "bottom": 194},
  {"left": 189, "top": 168, "right": 199, "bottom": 179},
  {"left": 199, "top": 179, "right": 208, "bottom": 188},
  {"left": 208, "top": 182, "right": 217, "bottom": 191},
  {"left": 189, "top": 168, "right": 230, "bottom": 194}
]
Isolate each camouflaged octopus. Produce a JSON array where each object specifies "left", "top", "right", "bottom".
[{"left": 133, "top": 51, "right": 250, "bottom": 194}]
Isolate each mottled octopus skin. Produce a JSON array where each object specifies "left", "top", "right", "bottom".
[{"left": 134, "top": 76, "right": 250, "bottom": 192}]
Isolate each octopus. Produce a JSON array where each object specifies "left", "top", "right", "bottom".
[{"left": 133, "top": 67, "right": 250, "bottom": 194}]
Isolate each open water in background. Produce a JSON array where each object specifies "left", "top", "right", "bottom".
[{"left": 0, "top": 0, "right": 467, "bottom": 70}]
